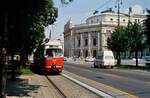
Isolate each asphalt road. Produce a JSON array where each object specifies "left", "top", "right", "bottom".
[{"left": 64, "top": 62, "right": 150, "bottom": 98}]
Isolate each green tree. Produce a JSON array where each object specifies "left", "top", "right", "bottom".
[
  {"left": 7, "top": 0, "right": 58, "bottom": 60},
  {"left": 144, "top": 9, "right": 150, "bottom": 50},
  {"left": 0, "top": 0, "right": 58, "bottom": 97},
  {"left": 129, "top": 22, "right": 146, "bottom": 66},
  {"left": 6, "top": 0, "right": 58, "bottom": 81},
  {"left": 124, "top": 22, "right": 133, "bottom": 58},
  {"left": 107, "top": 27, "right": 128, "bottom": 65}
]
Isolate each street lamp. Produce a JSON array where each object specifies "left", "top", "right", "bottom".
[{"left": 115, "top": 0, "right": 123, "bottom": 27}]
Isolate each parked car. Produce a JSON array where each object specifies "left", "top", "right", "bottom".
[
  {"left": 132, "top": 58, "right": 140, "bottom": 61},
  {"left": 63, "top": 57, "right": 67, "bottom": 61},
  {"left": 94, "top": 50, "right": 115, "bottom": 68},
  {"left": 85, "top": 57, "right": 95, "bottom": 62},
  {"left": 144, "top": 53, "right": 150, "bottom": 66}
]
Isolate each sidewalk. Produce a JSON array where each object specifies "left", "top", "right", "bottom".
[
  {"left": 6, "top": 74, "right": 71, "bottom": 98},
  {"left": 6, "top": 74, "right": 100, "bottom": 98},
  {"left": 6, "top": 75, "right": 34, "bottom": 98},
  {"left": 6, "top": 74, "right": 52, "bottom": 98}
]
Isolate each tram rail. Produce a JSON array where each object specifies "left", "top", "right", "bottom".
[{"left": 46, "top": 75, "right": 67, "bottom": 98}]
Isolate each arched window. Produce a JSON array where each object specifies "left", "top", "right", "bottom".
[
  {"left": 78, "top": 39, "right": 80, "bottom": 47},
  {"left": 97, "top": 19, "right": 99, "bottom": 23},
  {"left": 91, "top": 20, "right": 93, "bottom": 24},
  {"left": 123, "top": 19, "right": 126, "bottom": 22},
  {"left": 110, "top": 18, "right": 113, "bottom": 21},
  {"left": 93, "top": 38, "right": 97, "bottom": 46},
  {"left": 78, "top": 51, "right": 80, "bottom": 57},
  {"left": 93, "top": 50, "right": 97, "bottom": 57},
  {"left": 85, "top": 50, "right": 88, "bottom": 57},
  {"left": 85, "top": 38, "right": 88, "bottom": 46}
]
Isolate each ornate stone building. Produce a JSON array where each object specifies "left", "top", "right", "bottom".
[{"left": 63, "top": 9, "right": 145, "bottom": 58}]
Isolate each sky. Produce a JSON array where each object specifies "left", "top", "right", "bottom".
[{"left": 44, "top": 0, "right": 150, "bottom": 40}]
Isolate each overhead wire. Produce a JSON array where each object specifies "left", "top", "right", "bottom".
[
  {"left": 81, "top": 0, "right": 113, "bottom": 23},
  {"left": 95, "top": 0, "right": 113, "bottom": 12},
  {"left": 53, "top": 0, "right": 116, "bottom": 38}
]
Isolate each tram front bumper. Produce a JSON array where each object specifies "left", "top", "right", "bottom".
[
  {"left": 44, "top": 65, "right": 63, "bottom": 72},
  {"left": 45, "top": 65, "right": 63, "bottom": 68}
]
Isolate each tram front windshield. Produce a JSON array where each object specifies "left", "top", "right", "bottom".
[{"left": 46, "top": 48, "right": 62, "bottom": 58}]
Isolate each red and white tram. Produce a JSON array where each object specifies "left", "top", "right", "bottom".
[{"left": 34, "top": 40, "right": 63, "bottom": 73}]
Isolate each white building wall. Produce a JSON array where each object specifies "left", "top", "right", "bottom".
[{"left": 64, "top": 11, "right": 146, "bottom": 58}]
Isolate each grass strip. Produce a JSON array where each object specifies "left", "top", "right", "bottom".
[{"left": 17, "top": 66, "right": 33, "bottom": 75}]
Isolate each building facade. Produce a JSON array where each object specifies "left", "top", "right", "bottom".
[{"left": 64, "top": 10, "right": 145, "bottom": 58}]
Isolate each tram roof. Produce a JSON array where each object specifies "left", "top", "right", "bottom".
[{"left": 44, "top": 40, "right": 62, "bottom": 46}]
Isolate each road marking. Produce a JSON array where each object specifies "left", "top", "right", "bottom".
[
  {"left": 62, "top": 73, "right": 114, "bottom": 98},
  {"left": 62, "top": 71, "right": 139, "bottom": 98}
]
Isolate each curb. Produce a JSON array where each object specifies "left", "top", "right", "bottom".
[{"left": 62, "top": 73, "right": 114, "bottom": 98}]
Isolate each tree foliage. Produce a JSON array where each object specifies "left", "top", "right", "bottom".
[
  {"left": 0, "top": 0, "right": 58, "bottom": 58},
  {"left": 107, "top": 26, "right": 127, "bottom": 65},
  {"left": 129, "top": 22, "right": 146, "bottom": 52},
  {"left": 144, "top": 9, "right": 150, "bottom": 50},
  {"left": 108, "top": 22, "right": 146, "bottom": 66},
  {"left": 60, "top": 0, "right": 73, "bottom": 4},
  {"left": 0, "top": 0, "right": 73, "bottom": 97},
  {"left": 108, "top": 27, "right": 127, "bottom": 52},
  {"left": 128, "top": 22, "right": 146, "bottom": 66}
]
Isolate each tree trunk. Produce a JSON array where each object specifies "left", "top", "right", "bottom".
[
  {"left": 0, "top": 48, "right": 7, "bottom": 98},
  {"left": 129, "top": 51, "right": 132, "bottom": 58},
  {"left": 117, "top": 52, "right": 121, "bottom": 65},
  {"left": 11, "top": 53, "right": 16, "bottom": 81},
  {"left": 140, "top": 50, "right": 143, "bottom": 58},
  {"left": 20, "top": 53, "right": 28, "bottom": 66},
  {"left": 135, "top": 50, "right": 138, "bottom": 67},
  {"left": 124, "top": 52, "right": 126, "bottom": 59}
]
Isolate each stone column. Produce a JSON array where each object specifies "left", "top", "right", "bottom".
[
  {"left": 101, "top": 33, "right": 105, "bottom": 51},
  {"left": 97, "top": 32, "right": 100, "bottom": 51},
  {"left": 70, "top": 31, "right": 73, "bottom": 57},
  {"left": 88, "top": 32, "right": 91, "bottom": 57},
  {"left": 74, "top": 34, "right": 77, "bottom": 57},
  {"left": 80, "top": 33, "right": 83, "bottom": 59}
]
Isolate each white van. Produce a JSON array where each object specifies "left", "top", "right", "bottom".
[{"left": 94, "top": 50, "right": 115, "bottom": 68}]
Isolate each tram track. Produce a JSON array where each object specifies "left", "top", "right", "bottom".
[
  {"left": 45, "top": 75, "right": 67, "bottom": 98},
  {"left": 45, "top": 73, "right": 100, "bottom": 98}
]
